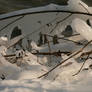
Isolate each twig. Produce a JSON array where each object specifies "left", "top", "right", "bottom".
[
  {"left": 0, "top": 16, "right": 24, "bottom": 32},
  {"left": 70, "top": 33, "right": 80, "bottom": 37},
  {"left": 3, "top": 51, "right": 71, "bottom": 58},
  {"left": 79, "top": 3, "right": 89, "bottom": 13},
  {"left": 73, "top": 54, "right": 89, "bottom": 76},
  {"left": 32, "top": 51, "right": 71, "bottom": 56},
  {"left": 33, "top": 51, "right": 71, "bottom": 56},
  {"left": 22, "top": 13, "right": 64, "bottom": 38},
  {"left": 37, "top": 40, "right": 92, "bottom": 79},
  {"left": 50, "top": 14, "right": 72, "bottom": 33},
  {"left": 47, "top": 36, "right": 52, "bottom": 64},
  {"left": 42, "top": 33, "right": 83, "bottom": 45},
  {"left": 4, "top": 54, "right": 15, "bottom": 57},
  {"left": 1, "top": 10, "right": 92, "bottom": 21},
  {"left": 80, "top": 50, "right": 92, "bottom": 57}
]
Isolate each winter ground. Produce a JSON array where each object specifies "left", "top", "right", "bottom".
[
  {"left": 0, "top": 0, "right": 92, "bottom": 92},
  {"left": 0, "top": 57, "right": 92, "bottom": 92},
  {"left": 0, "top": 41, "right": 92, "bottom": 92}
]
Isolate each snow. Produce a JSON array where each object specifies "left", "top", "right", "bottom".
[
  {"left": 71, "top": 18, "right": 92, "bottom": 41},
  {"left": 0, "top": 0, "right": 91, "bottom": 20},
  {"left": 0, "top": 0, "right": 92, "bottom": 92},
  {"left": 67, "top": 0, "right": 89, "bottom": 12},
  {"left": 0, "top": 39, "right": 92, "bottom": 92}
]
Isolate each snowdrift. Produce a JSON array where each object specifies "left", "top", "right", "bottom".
[{"left": 0, "top": 0, "right": 92, "bottom": 92}]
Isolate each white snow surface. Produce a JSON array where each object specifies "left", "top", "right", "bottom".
[
  {"left": 0, "top": 41, "right": 92, "bottom": 92},
  {"left": 0, "top": 53, "right": 92, "bottom": 92},
  {"left": 71, "top": 18, "right": 92, "bottom": 41},
  {"left": 0, "top": 37, "right": 8, "bottom": 46}
]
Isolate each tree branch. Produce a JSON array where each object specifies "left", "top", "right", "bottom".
[{"left": 37, "top": 40, "right": 92, "bottom": 79}]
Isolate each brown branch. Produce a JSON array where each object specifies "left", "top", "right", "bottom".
[
  {"left": 73, "top": 54, "right": 89, "bottom": 76},
  {"left": 1, "top": 10, "right": 92, "bottom": 21},
  {"left": 37, "top": 40, "right": 92, "bottom": 79},
  {"left": 50, "top": 14, "right": 72, "bottom": 33},
  {"left": 80, "top": 50, "right": 92, "bottom": 57},
  {"left": 0, "top": 16, "right": 24, "bottom": 32},
  {"left": 79, "top": 3, "right": 89, "bottom": 13},
  {"left": 4, "top": 51, "right": 71, "bottom": 58},
  {"left": 4, "top": 54, "right": 15, "bottom": 57},
  {"left": 42, "top": 33, "right": 83, "bottom": 45}
]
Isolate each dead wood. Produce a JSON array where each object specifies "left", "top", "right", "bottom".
[
  {"left": 4, "top": 54, "right": 15, "bottom": 57},
  {"left": 4, "top": 51, "right": 71, "bottom": 58},
  {"left": 32, "top": 51, "right": 71, "bottom": 56},
  {"left": 80, "top": 50, "right": 92, "bottom": 57}
]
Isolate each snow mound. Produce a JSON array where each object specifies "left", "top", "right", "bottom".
[
  {"left": 71, "top": 18, "right": 92, "bottom": 41},
  {"left": 68, "top": 0, "right": 89, "bottom": 12},
  {"left": 0, "top": 37, "right": 8, "bottom": 46}
]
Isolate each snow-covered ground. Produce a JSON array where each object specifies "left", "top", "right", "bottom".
[
  {"left": 0, "top": 52, "right": 92, "bottom": 92},
  {"left": 0, "top": 0, "right": 92, "bottom": 92},
  {"left": 0, "top": 35, "right": 92, "bottom": 92}
]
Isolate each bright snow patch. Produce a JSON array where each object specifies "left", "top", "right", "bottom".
[{"left": 71, "top": 18, "right": 92, "bottom": 41}]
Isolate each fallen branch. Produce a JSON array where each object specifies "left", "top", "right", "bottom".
[
  {"left": 0, "top": 16, "right": 24, "bottom": 32},
  {"left": 32, "top": 51, "right": 71, "bottom": 56},
  {"left": 42, "top": 33, "right": 83, "bottom": 45},
  {"left": 4, "top": 54, "right": 15, "bottom": 57},
  {"left": 37, "top": 40, "right": 92, "bottom": 79},
  {"left": 80, "top": 50, "right": 92, "bottom": 57},
  {"left": 4, "top": 51, "right": 71, "bottom": 57}
]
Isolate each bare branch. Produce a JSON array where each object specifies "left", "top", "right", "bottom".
[
  {"left": 50, "top": 14, "right": 72, "bottom": 33},
  {"left": 37, "top": 40, "right": 92, "bottom": 79},
  {"left": 73, "top": 54, "right": 89, "bottom": 76},
  {"left": 42, "top": 33, "right": 83, "bottom": 45}
]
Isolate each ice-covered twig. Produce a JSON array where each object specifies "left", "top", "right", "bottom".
[{"left": 37, "top": 40, "right": 92, "bottom": 79}]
